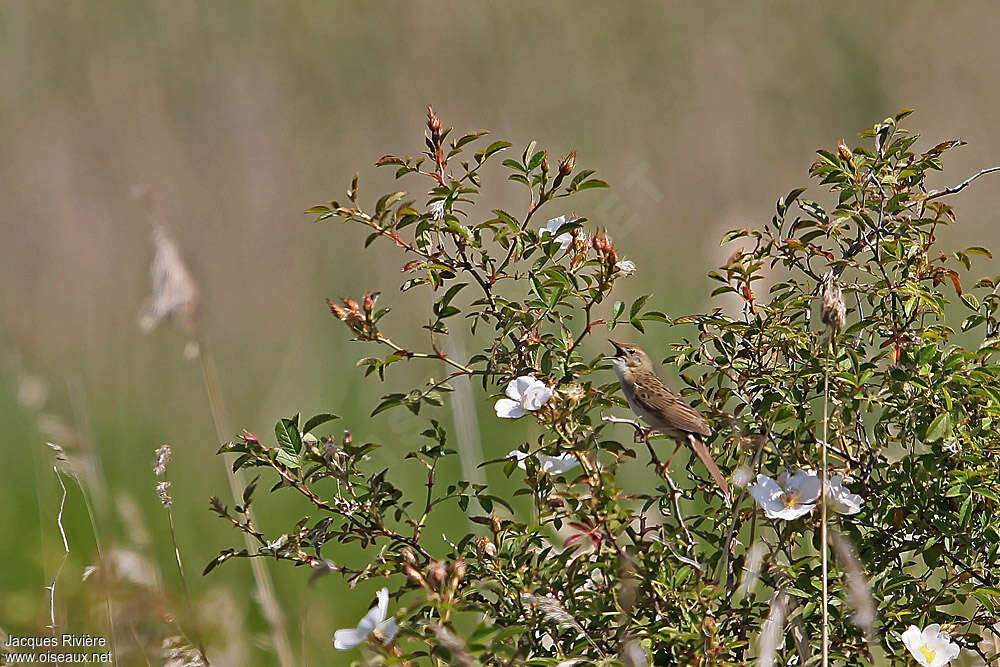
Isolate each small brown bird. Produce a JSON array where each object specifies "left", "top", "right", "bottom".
[{"left": 606, "top": 340, "right": 729, "bottom": 496}]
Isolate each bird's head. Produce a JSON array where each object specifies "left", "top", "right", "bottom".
[{"left": 606, "top": 340, "right": 654, "bottom": 372}]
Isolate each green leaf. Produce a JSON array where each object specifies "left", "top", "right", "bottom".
[
  {"left": 966, "top": 246, "right": 993, "bottom": 258},
  {"left": 275, "top": 449, "right": 300, "bottom": 470},
  {"left": 611, "top": 301, "right": 625, "bottom": 323},
  {"left": 576, "top": 179, "right": 609, "bottom": 191},
  {"left": 302, "top": 413, "right": 339, "bottom": 434},
  {"left": 630, "top": 294, "right": 650, "bottom": 319},
  {"left": 275, "top": 416, "right": 302, "bottom": 453},
  {"left": 925, "top": 412, "right": 952, "bottom": 442},
  {"left": 476, "top": 141, "right": 511, "bottom": 164}
]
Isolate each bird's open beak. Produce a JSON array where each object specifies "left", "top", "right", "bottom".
[{"left": 604, "top": 339, "right": 625, "bottom": 361}]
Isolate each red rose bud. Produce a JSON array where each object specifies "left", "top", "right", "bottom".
[
  {"left": 405, "top": 564, "right": 426, "bottom": 587},
  {"left": 559, "top": 151, "right": 576, "bottom": 176},
  {"left": 837, "top": 140, "right": 853, "bottom": 162},
  {"left": 449, "top": 559, "right": 466, "bottom": 589},
  {"left": 541, "top": 153, "right": 550, "bottom": 174},
  {"left": 428, "top": 560, "right": 448, "bottom": 589},
  {"left": 427, "top": 105, "right": 442, "bottom": 137},
  {"left": 244, "top": 432, "right": 259, "bottom": 444},
  {"left": 327, "top": 299, "right": 348, "bottom": 320},
  {"left": 363, "top": 290, "right": 375, "bottom": 315},
  {"left": 342, "top": 430, "right": 352, "bottom": 445}
]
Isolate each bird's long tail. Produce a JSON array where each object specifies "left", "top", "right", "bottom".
[{"left": 688, "top": 435, "right": 730, "bottom": 497}]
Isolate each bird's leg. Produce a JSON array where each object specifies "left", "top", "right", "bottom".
[{"left": 663, "top": 441, "right": 683, "bottom": 470}]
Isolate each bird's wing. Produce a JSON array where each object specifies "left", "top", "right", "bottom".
[{"left": 634, "top": 381, "right": 712, "bottom": 437}]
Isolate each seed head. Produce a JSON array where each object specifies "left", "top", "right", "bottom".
[
  {"left": 153, "top": 444, "right": 172, "bottom": 476},
  {"left": 156, "top": 481, "right": 173, "bottom": 507}
]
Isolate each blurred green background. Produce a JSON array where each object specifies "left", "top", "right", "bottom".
[{"left": 1, "top": 2, "right": 998, "bottom": 664}]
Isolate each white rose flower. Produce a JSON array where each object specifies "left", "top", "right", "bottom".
[
  {"left": 615, "top": 259, "right": 637, "bottom": 276},
  {"left": 750, "top": 470, "right": 821, "bottom": 520},
  {"left": 508, "top": 449, "right": 579, "bottom": 475},
  {"left": 334, "top": 587, "right": 399, "bottom": 650},
  {"left": 827, "top": 474, "right": 863, "bottom": 515},
  {"left": 901, "top": 624, "right": 961, "bottom": 667},
  {"left": 494, "top": 375, "right": 553, "bottom": 419},
  {"left": 539, "top": 216, "right": 579, "bottom": 251}
]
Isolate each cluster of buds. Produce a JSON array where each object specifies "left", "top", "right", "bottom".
[
  {"left": 591, "top": 228, "right": 618, "bottom": 273},
  {"left": 558, "top": 383, "right": 586, "bottom": 404},
  {"left": 475, "top": 536, "right": 498, "bottom": 558},
  {"left": 404, "top": 553, "right": 467, "bottom": 599},
  {"left": 535, "top": 383, "right": 586, "bottom": 427},
  {"left": 327, "top": 291, "right": 380, "bottom": 340},
  {"left": 564, "top": 224, "right": 591, "bottom": 270}
]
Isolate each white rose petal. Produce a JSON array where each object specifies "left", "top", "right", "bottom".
[
  {"left": 827, "top": 474, "right": 863, "bottom": 515},
  {"left": 750, "top": 470, "right": 821, "bottom": 520},
  {"left": 495, "top": 375, "right": 553, "bottom": 419},
  {"left": 615, "top": 259, "right": 637, "bottom": 276},
  {"left": 901, "top": 624, "right": 961, "bottom": 667},
  {"left": 537, "top": 453, "right": 579, "bottom": 474},
  {"left": 508, "top": 450, "right": 579, "bottom": 475},
  {"left": 494, "top": 398, "right": 527, "bottom": 419},
  {"left": 540, "top": 216, "right": 577, "bottom": 251},
  {"left": 334, "top": 587, "right": 398, "bottom": 651}
]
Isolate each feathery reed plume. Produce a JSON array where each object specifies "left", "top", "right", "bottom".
[
  {"left": 739, "top": 541, "right": 767, "bottom": 599},
  {"left": 821, "top": 273, "right": 847, "bottom": 341},
  {"left": 135, "top": 186, "right": 294, "bottom": 666},
  {"left": 757, "top": 590, "right": 787, "bottom": 667},
  {"left": 830, "top": 530, "right": 876, "bottom": 639},
  {"left": 134, "top": 186, "right": 199, "bottom": 337},
  {"left": 161, "top": 634, "right": 208, "bottom": 667},
  {"left": 788, "top": 611, "right": 811, "bottom": 664},
  {"left": 620, "top": 638, "right": 649, "bottom": 667},
  {"left": 431, "top": 625, "right": 474, "bottom": 667},
  {"left": 138, "top": 225, "right": 200, "bottom": 334},
  {"left": 442, "top": 332, "right": 486, "bottom": 507}
]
